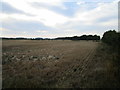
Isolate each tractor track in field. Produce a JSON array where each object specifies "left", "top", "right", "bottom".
[
  {"left": 78, "top": 45, "right": 98, "bottom": 76},
  {"left": 56, "top": 43, "right": 99, "bottom": 87}
]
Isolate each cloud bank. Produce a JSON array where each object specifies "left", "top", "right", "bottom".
[{"left": 1, "top": 0, "right": 118, "bottom": 38}]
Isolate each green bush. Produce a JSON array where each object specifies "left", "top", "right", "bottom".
[
  {"left": 102, "top": 30, "right": 120, "bottom": 61},
  {"left": 102, "top": 30, "right": 118, "bottom": 46},
  {"left": 102, "top": 30, "right": 120, "bottom": 83}
]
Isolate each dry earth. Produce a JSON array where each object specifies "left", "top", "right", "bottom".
[{"left": 2, "top": 40, "right": 119, "bottom": 88}]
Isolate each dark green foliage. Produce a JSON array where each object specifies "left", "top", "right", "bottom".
[
  {"left": 102, "top": 30, "right": 118, "bottom": 46},
  {"left": 117, "top": 32, "right": 120, "bottom": 60},
  {"left": 102, "top": 30, "right": 120, "bottom": 55},
  {"left": 102, "top": 30, "right": 120, "bottom": 54},
  {"left": 56, "top": 35, "right": 100, "bottom": 41},
  {"left": 102, "top": 30, "right": 120, "bottom": 83}
]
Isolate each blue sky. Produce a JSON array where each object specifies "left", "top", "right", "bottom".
[{"left": 0, "top": 0, "right": 118, "bottom": 38}]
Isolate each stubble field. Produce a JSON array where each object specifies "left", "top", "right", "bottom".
[{"left": 2, "top": 40, "right": 119, "bottom": 88}]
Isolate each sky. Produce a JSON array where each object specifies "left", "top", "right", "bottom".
[{"left": 0, "top": 0, "right": 118, "bottom": 38}]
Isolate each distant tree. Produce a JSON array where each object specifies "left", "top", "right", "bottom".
[
  {"left": 80, "top": 35, "right": 87, "bottom": 40},
  {"left": 35, "top": 38, "right": 43, "bottom": 40},
  {"left": 87, "top": 35, "right": 93, "bottom": 40},
  {"left": 93, "top": 35, "right": 100, "bottom": 41}
]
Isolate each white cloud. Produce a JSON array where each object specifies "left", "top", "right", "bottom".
[
  {"left": 0, "top": 28, "right": 11, "bottom": 36},
  {"left": 28, "top": 0, "right": 67, "bottom": 9},
  {"left": 72, "top": 1, "right": 117, "bottom": 25},
  {"left": 23, "top": 31, "right": 27, "bottom": 34},
  {"left": 2, "top": 0, "right": 68, "bottom": 27},
  {"left": 76, "top": 1, "right": 85, "bottom": 5},
  {"left": 1, "top": 12, "right": 68, "bottom": 27},
  {"left": 2, "top": 0, "right": 117, "bottom": 27},
  {"left": 99, "top": 19, "right": 118, "bottom": 26},
  {"left": 57, "top": 0, "right": 118, "bottom": 31},
  {"left": 3, "top": 0, "right": 66, "bottom": 10},
  {"left": 0, "top": 28, "right": 10, "bottom": 31},
  {"left": 36, "top": 30, "right": 48, "bottom": 33},
  {"left": 64, "top": 29, "right": 73, "bottom": 32},
  {"left": 1, "top": 0, "right": 118, "bottom": 37}
]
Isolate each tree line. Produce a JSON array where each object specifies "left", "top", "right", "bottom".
[
  {"left": 1, "top": 35, "right": 100, "bottom": 41},
  {"left": 55, "top": 35, "right": 100, "bottom": 41},
  {"left": 1, "top": 37, "right": 43, "bottom": 40}
]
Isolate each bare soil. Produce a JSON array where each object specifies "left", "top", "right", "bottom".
[{"left": 2, "top": 40, "right": 119, "bottom": 88}]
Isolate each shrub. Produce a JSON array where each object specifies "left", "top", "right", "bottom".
[{"left": 102, "top": 30, "right": 118, "bottom": 46}]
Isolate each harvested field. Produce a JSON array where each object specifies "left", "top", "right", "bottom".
[{"left": 2, "top": 40, "right": 119, "bottom": 88}]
